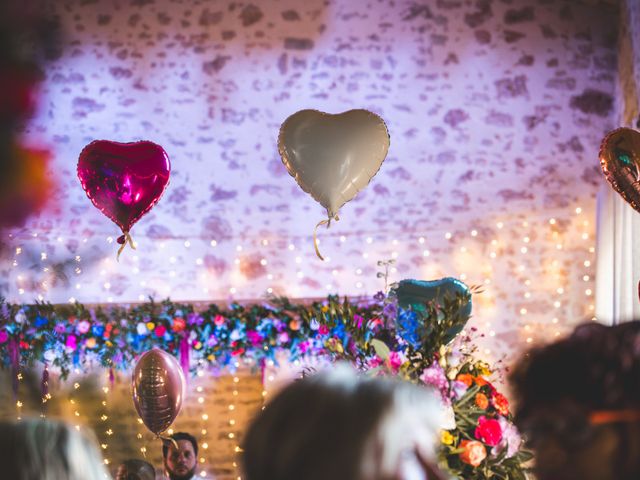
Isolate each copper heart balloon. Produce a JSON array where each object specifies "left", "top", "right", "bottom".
[
  {"left": 278, "top": 109, "right": 389, "bottom": 219},
  {"left": 278, "top": 109, "right": 390, "bottom": 259},
  {"left": 599, "top": 128, "right": 640, "bottom": 213},
  {"left": 77, "top": 140, "right": 170, "bottom": 255},
  {"left": 132, "top": 349, "right": 185, "bottom": 436}
]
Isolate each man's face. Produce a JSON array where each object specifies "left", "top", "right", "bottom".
[
  {"left": 165, "top": 439, "right": 197, "bottom": 480},
  {"left": 115, "top": 464, "right": 132, "bottom": 480}
]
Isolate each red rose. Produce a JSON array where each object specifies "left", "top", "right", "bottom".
[
  {"left": 172, "top": 317, "right": 186, "bottom": 332},
  {"left": 474, "top": 415, "right": 502, "bottom": 446},
  {"left": 492, "top": 392, "right": 510, "bottom": 416}
]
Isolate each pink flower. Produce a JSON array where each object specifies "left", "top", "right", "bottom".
[
  {"left": 77, "top": 320, "right": 90, "bottom": 334},
  {"left": 318, "top": 325, "right": 329, "bottom": 335},
  {"left": 368, "top": 356, "right": 384, "bottom": 368},
  {"left": 387, "top": 351, "right": 406, "bottom": 371},
  {"left": 475, "top": 416, "right": 503, "bottom": 446},
  {"left": 65, "top": 335, "right": 77, "bottom": 351},
  {"left": 354, "top": 314, "right": 364, "bottom": 328},
  {"left": 0, "top": 330, "right": 7, "bottom": 344},
  {"left": 154, "top": 325, "right": 167, "bottom": 337},
  {"left": 278, "top": 332, "right": 290, "bottom": 344},
  {"left": 214, "top": 315, "right": 225, "bottom": 326},
  {"left": 246, "top": 330, "right": 263, "bottom": 346}
]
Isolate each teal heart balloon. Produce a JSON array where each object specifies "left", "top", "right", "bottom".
[{"left": 394, "top": 277, "right": 472, "bottom": 344}]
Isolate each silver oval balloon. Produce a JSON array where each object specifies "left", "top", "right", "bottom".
[
  {"left": 278, "top": 109, "right": 390, "bottom": 219},
  {"left": 132, "top": 349, "right": 186, "bottom": 436}
]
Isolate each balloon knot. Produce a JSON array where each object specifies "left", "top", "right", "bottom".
[{"left": 117, "top": 234, "right": 126, "bottom": 245}]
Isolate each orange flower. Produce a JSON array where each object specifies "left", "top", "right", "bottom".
[
  {"left": 475, "top": 392, "right": 489, "bottom": 409},
  {"left": 456, "top": 373, "right": 474, "bottom": 387},
  {"left": 475, "top": 376, "right": 489, "bottom": 387},
  {"left": 492, "top": 392, "right": 510, "bottom": 416},
  {"left": 289, "top": 319, "right": 301, "bottom": 331},
  {"left": 459, "top": 440, "right": 486, "bottom": 467}
]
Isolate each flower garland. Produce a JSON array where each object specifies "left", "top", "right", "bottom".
[{"left": 0, "top": 284, "right": 531, "bottom": 479}]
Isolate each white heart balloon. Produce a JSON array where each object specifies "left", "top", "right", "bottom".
[{"left": 278, "top": 109, "right": 390, "bottom": 219}]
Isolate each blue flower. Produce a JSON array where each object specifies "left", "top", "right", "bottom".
[
  {"left": 34, "top": 316, "right": 48, "bottom": 328},
  {"left": 397, "top": 308, "right": 421, "bottom": 349},
  {"left": 92, "top": 325, "right": 105, "bottom": 337}
]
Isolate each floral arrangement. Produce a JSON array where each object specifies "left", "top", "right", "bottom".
[
  {"left": 0, "top": 277, "right": 531, "bottom": 479},
  {"left": 312, "top": 281, "right": 532, "bottom": 479}
]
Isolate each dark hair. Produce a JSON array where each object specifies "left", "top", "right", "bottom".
[
  {"left": 162, "top": 432, "right": 198, "bottom": 459},
  {"left": 510, "top": 321, "right": 640, "bottom": 423},
  {"left": 119, "top": 459, "right": 155, "bottom": 480}
]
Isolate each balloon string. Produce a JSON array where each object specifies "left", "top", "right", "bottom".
[
  {"left": 158, "top": 434, "right": 179, "bottom": 450},
  {"left": 116, "top": 231, "right": 136, "bottom": 262},
  {"left": 313, "top": 214, "right": 339, "bottom": 261}
]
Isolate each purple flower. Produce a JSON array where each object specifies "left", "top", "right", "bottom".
[
  {"left": 188, "top": 313, "right": 203, "bottom": 326},
  {"left": 373, "top": 291, "right": 386, "bottom": 302},
  {"left": 54, "top": 323, "right": 66, "bottom": 334},
  {"left": 382, "top": 302, "right": 397, "bottom": 321},
  {"left": 77, "top": 320, "right": 90, "bottom": 334},
  {"left": 354, "top": 314, "right": 364, "bottom": 328},
  {"left": 493, "top": 417, "right": 522, "bottom": 459},
  {"left": 451, "top": 380, "right": 469, "bottom": 400},
  {"left": 0, "top": 330, "right": 8, "bottom": 344}
]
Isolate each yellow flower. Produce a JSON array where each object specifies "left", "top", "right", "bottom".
[
  {"left": 441, "top": 430, "right": 454, "bottom": 445},
  {"left": 325, "top": 337, "right": 344, "bottom": 354},
  {"left": 105, "top": 341, "right": 113, "bottom": 347},
  {"left": 321, "top": 305, "right": 329, "bottom": 313},
  {"left": 476, "top": 361, "right": 491, "bottom": 376},
  {"left": 146, "top": 322, "right": 155, "bottom": 331},
  {"left": 207, "top": 354, "right": 214, "bottom": 361}
]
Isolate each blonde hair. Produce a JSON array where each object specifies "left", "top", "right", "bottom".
[
  {"left": 242, "top": 366, "right": 445, "bottom": 480},
  {"left": 0, "top": 418, "right": 112, "bottom": 480}
]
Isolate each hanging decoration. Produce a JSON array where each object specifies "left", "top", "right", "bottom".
[
  {"left": 132, "top": 348, "right": 185, "bottom": 438},
  {"left": 77, "top": 140, "right": 171, "bottom": 260},
  {"left": 599, "top": 127, "right": 640, "bottom": 213},
  {"left": 278, "top": 109, "right": 390, "bottom": 260}
]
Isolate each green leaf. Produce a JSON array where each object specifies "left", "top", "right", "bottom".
[{"left": 371, "top": 338, "right": 390, "bottom": 360}]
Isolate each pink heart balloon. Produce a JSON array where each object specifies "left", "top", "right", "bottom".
[{"left": 77, "top": 140, "right": 171, "bottom": 237}]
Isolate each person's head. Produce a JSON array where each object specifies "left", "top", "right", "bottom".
[
  {"left": 242, "top": 365, "right": 447, "bottom": 480},
  {"left": 115, "top": 458, "right": 155, "bottom": 480},
  {"left": 162, "top": 432, "right": 198, "bottom": 480},
  {"left": 510, "top": 321, "right": 640, "bottom": 480},
  {"left": 0, "top": 418, "right": 111, "bottom": 480}
]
